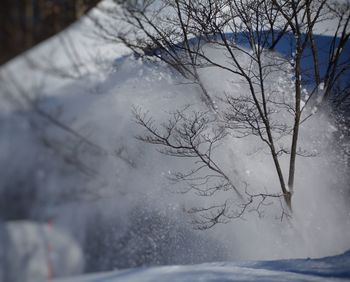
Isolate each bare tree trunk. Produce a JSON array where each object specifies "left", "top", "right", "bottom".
[
  {"left": 288, "top": 52, "right": 302, "bottom": 198},
  {"left": 75, "top": 0, "right": 85, "bottom": 18},
  {"left": 307, "top": 28, "right": 321, "bottom": 86},
  {"left": 25, "top": 0, "right": 34, "bottom": 48}
]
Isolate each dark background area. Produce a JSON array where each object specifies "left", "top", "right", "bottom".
[{"left": 0, "top": 0, "right": 100, "bottom": 65}]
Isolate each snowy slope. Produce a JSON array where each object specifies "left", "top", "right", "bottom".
[{"left": 55, "top": 250, "right": 350, "bottom": 282}]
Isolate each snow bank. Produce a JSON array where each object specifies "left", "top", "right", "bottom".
[{"left": 54, "top": 250, "right": 350, "bottom": 282}]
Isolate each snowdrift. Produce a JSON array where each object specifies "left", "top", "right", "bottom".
[{"left": 54, "top": 250, "right": 350, "bottom": 282}]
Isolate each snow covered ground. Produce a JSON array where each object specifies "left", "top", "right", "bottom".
[
  {"left": 55, "top": 250, "right": 350, "bottom": 282},
  {"left": 0, "top": 1, "right": 350, "bottom": 281}
]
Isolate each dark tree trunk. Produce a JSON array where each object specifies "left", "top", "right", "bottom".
[{"left": 0, "top": 0, "right": 101, "bottom": 65}]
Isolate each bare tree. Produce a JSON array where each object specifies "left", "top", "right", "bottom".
[{"left": 94, "top": 0, "right": 350, "bottom": 227}]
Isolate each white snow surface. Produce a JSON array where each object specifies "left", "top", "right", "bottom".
[{"left": 55, "top": 250, "right": 350, "bottom": 282}]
